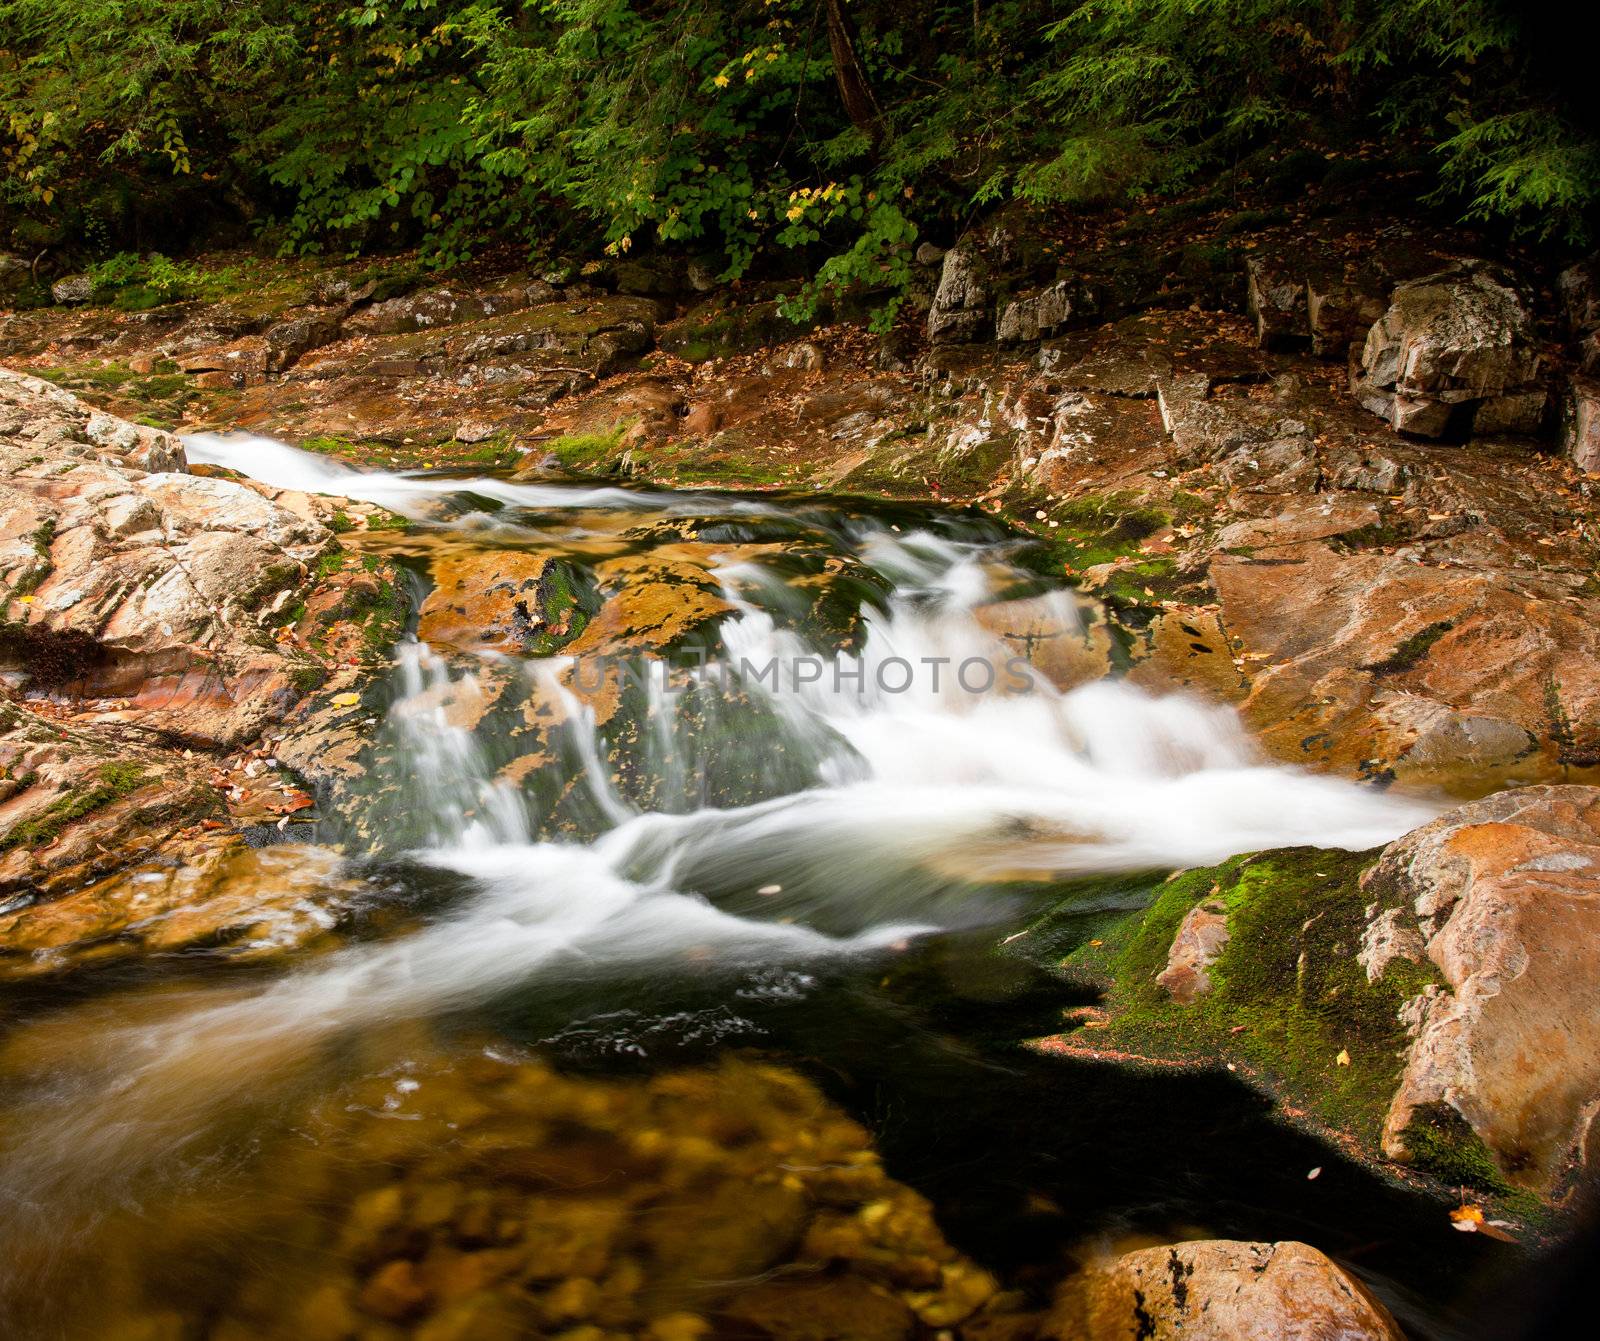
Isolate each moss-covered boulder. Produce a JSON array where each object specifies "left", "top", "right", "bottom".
[
  {"left": 1024, "top": 789, "right": 1600, "bottom": 1206},
  {"left": 1036, "top": 848, "right": 1452, "bottom": 1177}
]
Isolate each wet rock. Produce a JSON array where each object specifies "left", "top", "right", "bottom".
[
  {"left": 1353, "top": 263, "right": 1544, "bottom": 439},
  {"left": 418, "top": 551, "right": 594, "bottom": 656},
  {"left": 973, "top": 593, "right": 1111, "bottom": 692},
  {"left": 1192, "top": 537, "right": 1600, "bottom": 790},
  {"left": 1156, "top": 900, "right": 1230, "bottom": 1004},
  {"left": 359, "top": 1258, "right": 433, "bottom": 1321},
  {"left": 927, "top": 246, "right": 992, "bottom": 345},
  {"left": 1363, "top": 786, "right": 1600, "bottom": 1193},
  {"left": 0, "top": 843, "right": 368, "bottom": 975},
  {"left": 1045, "top": 1239, "right": 1404, "bottom": 1340}
]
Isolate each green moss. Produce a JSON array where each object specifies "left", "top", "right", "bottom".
[
  {"left": 302, "top": 435, "right": 362, "bottom": 457},
  {"left": 30, "top": 517, "right": 56, "bottom": 557},
  {"left": 1398, "top": 1103, "right": 1511, "bottom": 1192},
  {"left": 1364, "top": 619, "right": 1453, "bottom": 675},
  {"left": 357, "top": 576, "right": 407, "bottom": 654},
  {"left": 329, "top": 510, "right": 354, "bottom": 534},
  {"left": 526, "top": 560, "right": 601, "bottom": 654},
  {"left": 1012, "top": 491, "right": 1174, "bottom": 576},
  {"left": 462, "top": 436, "right": 520, "bottom": 469},
  {"left": 288, "top": 663, "right": 328, "bottom": 695},
  {"left": 0, "top": 760, "right": 149, "bottom": 851},
  {"left": 364, "top": 510, "right": 411, "bottom": 533},
  {"left": 1040, "top": 846, "right": 1460, "bottom": 1175},
  {"left": 544, "top": 426, "right": 628, "bottom": 472}
]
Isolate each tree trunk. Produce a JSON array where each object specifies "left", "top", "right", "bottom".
[{"left": 823, "top": 0, "right": 880, "bottom": 141}]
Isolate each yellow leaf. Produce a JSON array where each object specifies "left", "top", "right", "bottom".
[
  {"left": 331, "top": 692, "right": 360, "bottom": 708},
  {"left": 1335, "top": 1049, "right": 1351, "bottom": 1067}
]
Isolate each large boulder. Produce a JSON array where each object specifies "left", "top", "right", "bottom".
[
  {"left": 1352, "top": 264, "right": 1545, "bottom": 438},
  {"left": 1045, "top": 1239, "right": 1404, "bottom": 1341},
  {"left": 1361, "top": 785, "right": 1600, "bottom": 1194}
]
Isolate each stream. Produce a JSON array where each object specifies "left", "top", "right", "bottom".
[{"left": 0, "top": 437, "right": 1524, "bottom": 1339}]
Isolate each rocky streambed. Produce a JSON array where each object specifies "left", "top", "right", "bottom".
[{"left": 4, "top": 198, "right": 1600, "bottom": 1340}]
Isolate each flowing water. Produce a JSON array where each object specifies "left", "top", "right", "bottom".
[{"left": 0, "top": 437, "right": 1523, "bottom": 1338}]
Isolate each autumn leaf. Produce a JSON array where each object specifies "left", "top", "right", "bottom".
[
  {"left": 1335, "top": 1049, "right": 1351, "bottom": 1067},
  {"left": 331, "top": 691, "right": 361, "bottom": 708}
]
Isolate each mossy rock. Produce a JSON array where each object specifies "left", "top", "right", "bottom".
[{"left": 1009, "top": 846, "right": 1523, "bottom": 1194}]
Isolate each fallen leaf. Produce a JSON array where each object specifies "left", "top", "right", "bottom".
[
  {"left": 1307, "top": 1167, "right": 1322, "bottom": 1180},
  {"left": 1335, "top": 1049, "right": 1351, "bottom": 1067},
  {"left": 331, "top": 691, "right": 361, "bottom": 708}
]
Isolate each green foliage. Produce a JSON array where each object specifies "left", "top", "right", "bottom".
[
  {"left": 1, "top": 0, "right": 1593, "bottom": 309},
  {"left": 85, "top": 251, "right": 202, "bottom": 306}
]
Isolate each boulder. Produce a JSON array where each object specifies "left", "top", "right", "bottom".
[
  {"left": 51, "top": 274, "right": 95, "bottom": 305},
  {"left": 1561, "top": 376, "right": 1600, "bottom": 474},
  {"left": 1361, "top": 786, "right": 1600, "bottom": 1194},
  {"left": 927, "top": 246, "right": 992, "bottom": 345},
  {"left": 264, "top": 310, "right": 344, "bottom": 373},
  {"left": 345, "top": 278, "right": 552, "bottom": 336},
  {"left": 996, "top": 280, "right": 1080, "bottom": 345},
  {"left": 1352, "top": 264, "right": 1544, "bottom": 439},
  {"left": 1306, "top": 271, "right": 1389, "bottom": 359},
  {"left": 1045, "top": 1239, "right": 1404, "bottom": 1341}
]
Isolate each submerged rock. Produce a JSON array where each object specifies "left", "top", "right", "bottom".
[
  {"left": 0, "top": 842, "right": 367, "bottom": 975},
  {"left": 1046, "top": 1239, "right": 1405, "bottom": 1340}
]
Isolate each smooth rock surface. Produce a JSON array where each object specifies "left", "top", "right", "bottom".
[
  {"left": 1045, "top": 1239, "right": 1404, "bottom": 1340},
  {"left": 1362, "top": 785, "right": 1600, "bottom": 1192}
]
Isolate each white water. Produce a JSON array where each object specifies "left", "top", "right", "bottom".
[
  {"left": 0, "top": 435, "right": 1439, "bottom": 1217},
  {"left": 184, "top": 430, "right": 780, "bottom": 520}
]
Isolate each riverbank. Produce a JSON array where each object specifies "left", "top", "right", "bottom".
[{"left": 5, "top": 187, "right": 1600, "bottom": 1338}]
